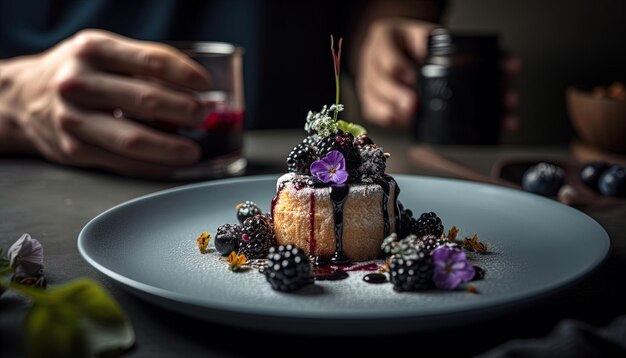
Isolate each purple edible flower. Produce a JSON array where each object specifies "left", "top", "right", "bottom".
[
  {"left": 432, "top": 246, "right": 475, "bottom": 290},
  {"left": 310, "top": 150, "right": 348, "bottom": 184},
  {"left": 7, "top": 233, "right": 43, "bottom": 276}
]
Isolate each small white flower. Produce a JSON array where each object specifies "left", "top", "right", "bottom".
[
  {"left": 304, "top": 104, "right": 344, "bottom": 136},
  {"left": 7, "top": 233, "right": 43, "bottom": 276},
  {"left": 329, "top": 104, "right": 344, "bottom": 112}
]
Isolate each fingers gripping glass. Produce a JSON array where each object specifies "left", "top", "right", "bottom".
[{"left": 129, "top": 42, "right": 247, "bottom": 179}]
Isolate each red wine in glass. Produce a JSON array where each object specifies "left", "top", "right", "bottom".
[{"left": 148, "top": 92, "right": 244, "bottom": 160}]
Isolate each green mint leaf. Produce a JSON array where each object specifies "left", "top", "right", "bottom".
[
  {"left": 26, "top": 303, "right": 86, "bottom": 358},
  {"left": 47, "top": 278, "right": 127, "bottom": 323},
  {"left": 337, "top": 120, "right": 367, "bottom": 137}
]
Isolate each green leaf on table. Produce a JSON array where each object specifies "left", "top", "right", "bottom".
[
  {"left": 25, "top": 303, "right": 85, "bottom": 358},
  {"left": 81, "top": 314, "right": 135, "bottom": 358},
  {"left": 337, "top": 120, "right": 367, "bottom": 137},
  {"left": 20, "top": 278, "right": 134, "bottom": 357},
  {"left": 47, "top": 278, "right": 127, "bottom": 323}
]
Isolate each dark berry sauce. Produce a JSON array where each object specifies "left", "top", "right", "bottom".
[
  {"left": 314, "top": 266, "right": 349, "bottom": 281},
  {"left": 309, "top": 191, "right": 316, "bottom": 256},
  {"left": 313, "top": 261, "right": 382, "bottom": 281},
  {"left": 363, "top": 273, "right": 387, "bottom": 284},
  {"left": 387, "top": 175, "right": 402, "bottom": 235},
  {"left": 341, "top": 262, "right": 380, "bottom": 272},
  {"left": 372, "top": 175, "right": 401, "bottom": 239},
  {"left": 329, "top": 185, "right": 351, "bottom": 265}
]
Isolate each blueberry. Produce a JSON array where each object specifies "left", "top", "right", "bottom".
[
  {"left": 521, "top": 162, "right": 565, "bottom": 197},
  {"left": 598, "top": 165, "right": 626, "bottom": 197},
  {"left": 215, "top": 224, "right": 241, "bottom": 256},
  {"left": 236, "top": 201, "right": 262, "bottom": 224},
  {"left": 580, "top": 161, "right": 610, "bottom": 191}
]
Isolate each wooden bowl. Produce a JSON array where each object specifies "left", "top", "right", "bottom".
[{"left": 566, "top": 87, "right": 626, "bottom": 154}]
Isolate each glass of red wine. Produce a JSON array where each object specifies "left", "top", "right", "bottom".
[{"left": 162, "top": 42, "right": 247, "bottom": 179}]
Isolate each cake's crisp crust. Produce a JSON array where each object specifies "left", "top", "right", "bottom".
[{"left": 272, "top": 174, "right": 398, "bottom": 262}]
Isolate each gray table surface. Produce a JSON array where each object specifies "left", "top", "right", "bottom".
[{"left": 2, "top": 129, "right": 625, "bottom": 357}]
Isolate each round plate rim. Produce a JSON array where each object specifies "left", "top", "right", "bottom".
[{"left": 77, "top": 174, "right": 610, "bottom": 327}]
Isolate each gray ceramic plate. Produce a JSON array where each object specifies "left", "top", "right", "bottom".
[{"left": 78, "top": 175, "right": 610, "bottom": 334}]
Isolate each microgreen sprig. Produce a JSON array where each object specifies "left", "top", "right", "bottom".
[{"left": 304, "top": 36, "right": 367, "bottom": 139}]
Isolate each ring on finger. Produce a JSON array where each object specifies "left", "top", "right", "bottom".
[{"left": 112, "top": 108, "right": 124, "bottom": 119}]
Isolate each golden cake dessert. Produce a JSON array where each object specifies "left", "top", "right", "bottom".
[
  {"left": 271, "top": 103, "right": 402, "bottom": 264},
  {"left": 272, "top": 172, "right": 399, "bottom": 262},
  {"left": 209, "top": 36, "right": 481, "bottom": 295}
]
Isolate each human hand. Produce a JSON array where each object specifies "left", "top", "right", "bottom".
[
  {"left": 356, "top": 19, "right": 521, "bottom": 131},
  {"left": 1, "top": 29, "right": 211, "bottom": 177},
  {"left": 357, "top": 18, "right": 436, "bottom": 127}
]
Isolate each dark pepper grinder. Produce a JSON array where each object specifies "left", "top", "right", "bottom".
[{"left": 413, "top": 28, "right": 502, "bottom": 144}]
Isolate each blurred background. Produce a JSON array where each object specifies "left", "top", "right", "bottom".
[
  {"left": 446, "top": 0, "right": 626, "bottom": 145},
  {"left": 1, "top": 0, "right": 624, "bottom": 147}
]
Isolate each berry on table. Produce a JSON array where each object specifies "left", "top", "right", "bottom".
[
  {"left": 381, "top": 233, "right": 399, "bottom": 256},
  {"left": 598, "top": 165, "right": 626, "bottom": 197},
  {"left": 239, "top": 214, "right": 276, "bottom": 259},
  {"left": 236, "top": 201, "right": 262, "bottom": 224},
  {"left": 389, "top": 249, "right": 434, "bottom": 292},
  {"left": 414, "top": 212, "right": 444, "bottom": 238},
  {"left": 521, "top": 162, "right": 565, "bottom": 197},
  {"left": 580, "top": 161, "right": 610, "bottom": 191},
  {"left": 416, "top": 234, "right": 448, "bottom": 253},
  {"left": 265, "top": 245, "right": 314, "bottom": 292},
  {"left": 215, "top": 224, "right": 241, "bottom": 256}
]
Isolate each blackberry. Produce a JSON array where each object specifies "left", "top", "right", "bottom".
[
  {"left": 389, "top": 250, "right": 434, "bottom": 292},
  {"left": 265, "top": 244, "right": 314, "bottom": 292},
  {"left": 215, "top": 224, "right": 242, "bottom": 256},
  {"left": 414, "top": 212, "right": 444, "bottom": 238},
  {"left": 357, "top": 144, "right": 387, "bottom": 179},
  {"left": 355, "top": 134, "right": 374, "bottom": 147},
  {"left": 381, "top": 233, "right": 399, "bottom": 256},
  {"left": 302, "top": 135, "right": 319, "bottom": 148},
  {"left": 396, "top": 235, "right": 421, "bottom": 256},
  {"left": 382, "top": 234, "right": 423, "bottom": 256},
  {"left": 240, "top": 214, "right": 276, "bottom": 259},
  {"left": 416, "top": 234, "right": 447, "bottom": 253},
  {"left": 437, "top": 241, "right": 461, "bottom": 252},
  {"left": 287, "top": 142, "right": 317, "bottom": 175},
  {"left": 521, "top": 162, "right": 565, "bottom": 197},
  {"left": 236, "top": 201, "right": 262, "bottom": 224},
  {"left": 316, "top": 132, "right": 361, "bottom": 173}
]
